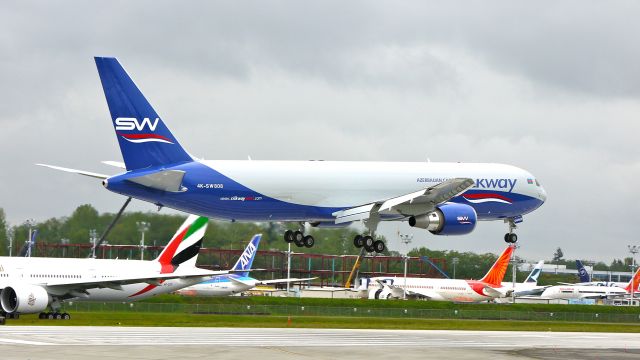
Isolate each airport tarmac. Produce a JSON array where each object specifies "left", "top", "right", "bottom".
[{"left": 0, "top": 326, "right": 638, "bottom": 359}]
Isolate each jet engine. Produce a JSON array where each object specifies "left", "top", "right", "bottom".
[
  {"left": 1, "top": 284, "right": 50, "bottom": 314},
  {"left": 408, "top": 203, "right": 477, "bottom": 235}
]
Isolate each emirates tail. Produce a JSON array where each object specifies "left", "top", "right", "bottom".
[{"left": 480, "top": 245, "right": 515, "bottom": 286}]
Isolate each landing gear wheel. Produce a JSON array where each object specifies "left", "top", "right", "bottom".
[
  {"left": 363, "top": 236, "right": 374, "bottom": 249},
  {"left": 504, "top": 233, "right": 518, "bottom": 243},
  {"left": 293, "top": 236, "right": 304, "bottom": 247},
  {"left": 284, "top": 230, "right": 294, "bottom": 243},
  {"left": 39, "top": 312, "right": 46, "bottom": 319},
  {"left": 303, "top": 235, "right": 315, "bottom": 248},
  {"left": 54, "top": 312, "right": 62, "bottom": 320},
  {"left": 47, "top": 313, "right": 54, "bottom": 320},
  {"left": 62, "top": 313, "right": 70, "bottom": 320},
  {"left": 353, "top": 235, "right": 364, "bottom": 248},
  {"left": 373, "top": 240, "right": 386, "bottom": 253},
  {"left": 364, "top": 243, "right": 375, "bottom": 253},
  {"left": 293, "top": 230, "right": 304, "bottom": 242}
]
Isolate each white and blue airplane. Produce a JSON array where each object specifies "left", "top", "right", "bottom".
[
  {"left": 176, "top": 234, "right": 314, "bottom": 296},
  {"left": 40, "top": 57, "right": 547, "bottom": 253}
]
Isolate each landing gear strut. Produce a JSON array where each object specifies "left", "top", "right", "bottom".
[{"left": 504, "top": 217, "right": 519, "bottom": 244}]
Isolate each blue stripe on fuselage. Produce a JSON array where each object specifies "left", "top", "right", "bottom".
[
  {"left": 201, "top": 274, "right": 255, "bottom": 284},
  {"left": 104, "top": 161, "right": 544, "bottom": 222}
]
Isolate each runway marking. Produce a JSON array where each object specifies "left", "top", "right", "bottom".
[{"left": 0, "top": 338, "right": 55, "bottom": 345}]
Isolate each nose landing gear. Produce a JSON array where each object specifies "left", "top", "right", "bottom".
[{"left": 504, "top": 217, "right": 521, "bottom": 244}]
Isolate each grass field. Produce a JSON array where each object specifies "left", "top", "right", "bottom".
[{"left": 6, "top": 312, "right": 640, "bottom": 332}]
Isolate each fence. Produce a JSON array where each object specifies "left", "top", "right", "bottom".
[{"left": 64, "top": 302, "right": 640, "bottom": 324}]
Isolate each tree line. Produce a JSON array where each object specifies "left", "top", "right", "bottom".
[{"left": 0, "top": 205, "right": 635, "bottom": 281}]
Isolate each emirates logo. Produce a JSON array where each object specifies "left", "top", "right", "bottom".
[{"left": 27, "top": 293, "right": 36, "bottom": 306}]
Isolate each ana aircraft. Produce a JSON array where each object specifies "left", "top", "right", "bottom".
[
  {"left": 500, "top": 260, "right": 545, "bottom": 296},
  {"left": 40, "top": 57, "right": 547, "bottom": 253},
  {"left": 176, "top": 234, "right": 314, "bottom": 296},
  {"left": 366, "top": 245, "right": 515, "bottom": 302},
  {"left": 0, "top": 215, "right": 229, "bottom": 320}
]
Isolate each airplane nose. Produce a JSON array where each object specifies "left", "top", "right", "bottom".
[{"left": 538, "top": 186, "right": 547, "bottom": 203}]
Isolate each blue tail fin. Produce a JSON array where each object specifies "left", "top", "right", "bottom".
[
  {"left": 231, "top": 234, "right": 262, "bottom": 277},
  {"left": 94, "top": 57, "right": 192, "bottom": 170},
  {"left": 576, "top": 260, "right": 590, "bottom": 282}
]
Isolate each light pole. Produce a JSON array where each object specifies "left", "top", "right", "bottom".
[
  {"left": 399, "top": 233, "right": 413, "bottom": 300},
  {"left": 452, "top": 257, "right": 459, "bottom": 279},
  {"left": 89, "top": 229, "right": 97, "bottom": 258},
  {"left": 136, "top": 221, "right": 150, "bottom": 260},
  {"left": 286, "top": 242, "right": 292, "bottom": 295},
  {"left": 7, "top": 227, "right": 13, "bottom": 257},
  {"left": 511, "top": 245, "right": 520, "bottom": 304},
  {"left": 25, "top": 219, "right": 34, "bottom": 257},
  {"left": 629, "top": 245, "right": 639, "bottom": 305}
]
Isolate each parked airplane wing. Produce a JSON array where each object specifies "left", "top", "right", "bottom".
[
  {"left": 42, "top": 269, "right": 229, "bottom": 293},
  {"left": 36, "top": 164, "right": 109, "bottom": 179},
  {"left": 333, "top": 178, "right": 474, "bottom": 224},
  {"left": 258, "top": 277, "right": 317, "bottom": 285}
]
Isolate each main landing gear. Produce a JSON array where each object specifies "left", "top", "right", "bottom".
[
  {"left": 284, "top": 228, "right": 315, "bottom": 248},
  {"left": 504, "top": 217, "right": 519, "bottom": 244},
  {"left": 39, "top": 312, "right": 71, "bottom": 320},
  {"left": 353, "top": 234, "right": 386, "bottom": 254},
  {"left": 353, "top": 215, "right": 386, "bottom": 254}
]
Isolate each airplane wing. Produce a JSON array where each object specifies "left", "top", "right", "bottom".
[
  {"left": 257, "top": 277, "right": 317, "bottom": 285},
  {"left": 36, "top": 164, "right": 109, "bottom": 179},
  {"left": 386, "top": 283, "right": 439, "bottom": 300},
  {"left": 332, "top": 178, "right": 475, "bottom": 223},
  {"left": 42, "top": 269, "right": 229, "bottom": 293}
]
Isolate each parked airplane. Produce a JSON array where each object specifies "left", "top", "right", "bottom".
[
  {"left": 500, "top": 260, "right": 546, "bottom": 296},
  {"left": 40, "top": 57, "right": 547, "bottom": 253},
  {"left": 568, "top": 260, "right": 629, "bottom": 288},
  {"left": 176, "top": 234, "right": 314, "bottom": 296},
  {"left": 366, "top": 245, "right": 515, "bottom": 302},
  {"left": 537, "top": 267, "right": 640, "bottom": 300},
  {"left": 0, "top": 215, "right": 231, "bottom": 320}
]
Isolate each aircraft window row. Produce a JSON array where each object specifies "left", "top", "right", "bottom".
[
  {"left": 578, "top": 290, "right": 606, "bottom": 294},
  {"left": 30, "top": 274, "right": 80, "bottom": 279},
  {"left": 406, "top": 285, "right": 434, "bottom": 289},
  {"left": 440, "top": 286, "right": 465, "bottom": 291}
]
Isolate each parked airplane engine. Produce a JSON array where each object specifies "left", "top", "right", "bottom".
[
  {"left": 408, "top": 203, "right": 477, "bottom": 235},
  {"left": 1, "top": 284, "right": 50, "bottom": 314}
]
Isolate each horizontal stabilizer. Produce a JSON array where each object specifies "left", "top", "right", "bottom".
[
  {"left": 127, "top": 170, "right": 186, "bottom": 192},
  {"left": 36, "top": 164, "right": 109, "bottom": 179},
  {"left": 259, "top": 277, "right": 317, "bottom": 285},
  {"left": 228, "top": 277, "right": 254, "bottom": 287},
  {"left": 102, "top": 160, "right": 126, "bottom": 169}
]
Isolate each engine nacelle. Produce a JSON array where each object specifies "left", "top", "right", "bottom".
[
  {"left": 409, "top": 203, "right": 477, "bottom": 235},
  {"left": 1, "top": 284, "right": 50, "bottom": 314}
]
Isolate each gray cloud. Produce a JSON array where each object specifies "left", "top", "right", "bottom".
[{"left": 1, "top": 1, "right": 639, "bottom": 263}]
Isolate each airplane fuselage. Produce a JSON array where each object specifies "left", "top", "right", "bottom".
[
  {"left": 105, "top": 160, "right": 547, "bottom": 223},
  {"left": 0, "top": 257, "right": 205, "bottom": 302},
  {"left": 366, "top": 277, "right": 507, "bottom": 302}
]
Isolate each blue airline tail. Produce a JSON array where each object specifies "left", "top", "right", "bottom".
[
  {"left": 94, "top": 57, "right": 192, "bottom": 171},
  {"left": 576, "top": 260, "right": 591, "bottom": 282},
  {"left": 231, "top": 234, "right": 262, "bottom": 278}
]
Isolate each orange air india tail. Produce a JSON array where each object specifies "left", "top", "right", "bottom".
[
  {"left": 624, "top": 267, "right": 640, "bottom": 293},
  {"left": 480, "top": 245, "right": 515, "bottom": 287}
]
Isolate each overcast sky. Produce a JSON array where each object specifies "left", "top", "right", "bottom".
[{"left": 1, "top": 1, "right": 639, "bottom": 263}]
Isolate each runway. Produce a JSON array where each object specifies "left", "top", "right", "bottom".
[{"left": 0, "top": 326, "right": 638, "bottom": 359}]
